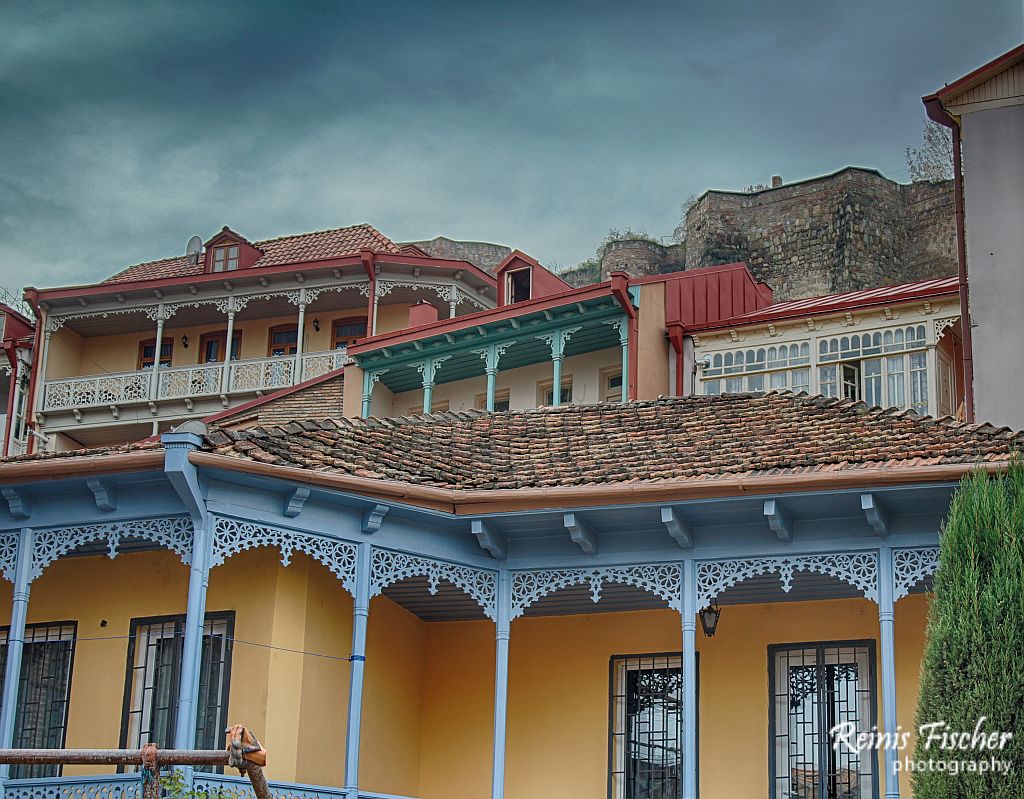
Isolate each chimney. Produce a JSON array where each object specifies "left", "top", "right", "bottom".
[
  {"left": 409, "top": 300, "right": 440, "bottom": 327},
  {"left": 771, "top": 175, "right": 783, "bottom": 188}
]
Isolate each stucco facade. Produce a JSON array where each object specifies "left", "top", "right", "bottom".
[{"left": 961, "top": 104, "right": 1024, "bottom": 430}]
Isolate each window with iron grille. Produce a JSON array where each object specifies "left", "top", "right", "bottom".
[
  {"left": 0, "top": 622, "right": 77, "bottom": 779},
  {"left": 609, "top": 653, "right": 695, "bottom": 799},
  {"left": 769, "top": 641, "right": 878, "bottom": 799},
  {"left": 120, "top": 612, "right": 233, "bottom": 771}
]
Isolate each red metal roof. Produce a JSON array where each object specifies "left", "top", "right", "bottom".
[
  {"left": 688, "top": 276, "right": 959, "bottom": 332},
  {"left": 102, "top": 224, "right": 401, "bottom": 284}
]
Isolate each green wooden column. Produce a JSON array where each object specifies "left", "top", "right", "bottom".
[
  {"left": 537, "top": 327, "right": 581, "bottom": 406},
  {"left": 472, "top": 343, "right": 512, "bottom": 411},
  {"left": 605, "top": 316, "right": 629, "bottom": 402},
  {"left": 412, "top": 356, "right": 452, "bottom": 414}
]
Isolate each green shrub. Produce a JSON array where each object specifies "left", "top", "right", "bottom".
[{"left": 912, "top": 463, "right": 1024, "bottom": 798}]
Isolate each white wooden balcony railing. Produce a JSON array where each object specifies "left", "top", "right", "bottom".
[{"left": 41, "top": 350, "right": 351, "bottom": 412}]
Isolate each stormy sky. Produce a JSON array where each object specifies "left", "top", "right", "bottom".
[{"left": 1, "top": 1, "right": 1021, "bottom": 293}]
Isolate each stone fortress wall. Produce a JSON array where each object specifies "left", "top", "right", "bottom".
[{"left": 598, "top": 167, "right": 956, "bottom": 300}]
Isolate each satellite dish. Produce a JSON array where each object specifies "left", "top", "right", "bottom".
[{"left": 186, "top": 235, "right": 203, "bottom": 265}]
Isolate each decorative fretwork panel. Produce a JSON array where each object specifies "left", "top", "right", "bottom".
[
  {"left": 0, "top": 530, "right": 19, "bottom": 582},
  {"left": 193, "top": 775, "right": 344, "bottom": 798},
  {"left": 3, "top": 775, "right": 142, "bottom": 798},
  {"left": 892, "top": 547, "right": 939, "bottom": 601},
  {"left": 227, "top": 357, "right": 295, "bottom": 392},
  {"left": 300, "top": 350, "right": 352, "bottom": 382},
  {"left": 511, "top": 563, "right": 682, "bottom": 619},
  {"left": 157, "top": 364, "right": 223, "bottom": 399},
  {"left": 211, "top": 517, "right": 358, "bottom": 596},
  {"left": 30, "top": 517, "right": 194, "bottom": 580},
  {"left": 696, "top": 552, "right": 878, "bottom": 608},
  {"left": 370, "top": 549, "right": 497, "bottom": 621},
  {"left": 43, "top": 372, "right": 150, "bottom": 411}
]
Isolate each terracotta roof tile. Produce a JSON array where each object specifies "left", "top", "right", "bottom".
[
  {"left": 103, "top": 224, "right": 400, "bottom": 284},
  {"left": 8, "top": 394, "right": 1020, "bottom": 491},
  {"left": 204, "top": 393, "right": 1022, "bottom": 490}
]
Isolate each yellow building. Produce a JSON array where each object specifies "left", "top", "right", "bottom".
[{"left": 0, "top": 393, "right": 1017, "bottom": 799}]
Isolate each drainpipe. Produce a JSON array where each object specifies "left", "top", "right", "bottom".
[
  {"left": 21, "top": 290, "right": 42, "bottom": 455},
  {"left": 360, "top": 250, "right": 378, "bottom": 336},
  {"left": 924, "top": 96, "right": 974, "bottom": 422},
  {"left": 2, "top": 340, "right": 18, "bottom": 457}
]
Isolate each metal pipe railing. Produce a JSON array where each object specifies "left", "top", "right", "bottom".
[{"left": 0, "top": 725, "right": 272, "bottom": 799}]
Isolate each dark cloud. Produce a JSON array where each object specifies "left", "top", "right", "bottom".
[{"left": 0, "top": 0, "right": 1019, "bottom": 289}]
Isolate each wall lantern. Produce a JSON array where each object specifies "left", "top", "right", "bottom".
[
  {"left": 699, "top": 600, "right": 721, "bottom": 637},
  {"left": 181, "top": 335, "right": 189, "bottom": 349},
  {"left": 313, "top": 317, "right": 321, "bottom": 332}
]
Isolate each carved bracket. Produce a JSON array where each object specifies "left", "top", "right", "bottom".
[
  {"left": 696, "top": 551, "right": 879, "bottom": 608},
  {"left": 511, "top": 563, "right": 682, "bottom": 619},
  {"left": 892, "top": 547, "right": 939, "bottom": 601},
  {"left": 370, "top": 549, "right": 497, "bottom": 620},
  {"left": 211, "top": 517, "right": 358, "bottom": 596},
  {"left": 0, "top": 531, "right": 20, "bottom": 582},
  {"left": 30, "top": 516, "right": 193, "bottom": 581}
]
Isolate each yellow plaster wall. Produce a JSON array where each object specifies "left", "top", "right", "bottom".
[
  {"left": 0, "top": 548, "right": 280, "bottom": 777},
  {"left": 636, "top": 283, "right": 669, "bottom": 400},
  {"left": 360, "top": 595, "right": 428, "bottom": 796},
  {"left": 44, "top": 328, "right": 84, "bottom": 379},
  {"left": 376, "top": 303, "right": 413, "bottom": 335},
  {"left": 417, "top": 596, "right": 930, "bottom": 799}
]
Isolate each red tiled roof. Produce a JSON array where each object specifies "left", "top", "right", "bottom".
[
  {"left": 103, "top": 224, "right": 401, "bottom": 284},
  {"left": 5, "top": 394, "right": 1020, "bottom": 491},
  {"left": 689, "top": 276, "right": 959, "bottom": 332},
  {"left": 202, "top": 393, "right": 1020, "bottom": 491}
]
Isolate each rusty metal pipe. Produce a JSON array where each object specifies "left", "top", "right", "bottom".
[{"left": 0, "top": 748, "right": 229, "bottom": 766}]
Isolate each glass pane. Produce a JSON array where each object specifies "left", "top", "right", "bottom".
[
  {"left": 704, "top": 380, "right": 721, "bottom": 396},
  {"left": 886, "top": 356, "right": 906, "bottom": 408},
  {"left": 863, "top": 359, "right": 882, "bottom": 407},
  {"left": 769, "top": 371, "right": 788, "bottom": 390},
  {"left": 747, "top": 373, "right": 765, "bottom": 392},
  {"left": 819, "top": 366, "right": 837, "bottom": 398},
  {"left": 791, "top": 368, "right": 810, "bottom": 393}
]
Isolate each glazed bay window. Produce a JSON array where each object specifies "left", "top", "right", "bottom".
[
  {"left": 610, "top": 653, "right": 689, "bottom": 799},
  {"left": 818, "top": 326, "right": 929, "bottom": 412},
  {"left": 702, "top": 343, "right": 810, "bottom": 396},
  {"left": 0, "top": 622, "right": 77, "bottom": 779},
  {"left": 769, "top": 641, "right": 877, "bottom": 799},
  {"left": 120, "top": 613, "right": 233, "bottom": 767}
]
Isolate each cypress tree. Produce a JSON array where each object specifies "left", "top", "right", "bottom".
[{"left": 912, "top": 464, "right": 1024, "bottom": 798}]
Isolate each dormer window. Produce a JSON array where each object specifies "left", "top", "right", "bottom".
[
  {"left": 212, "top": 245, "right": 239, "bottom": 272},
  {"left": 506, "top": 268, "right": 531, "bottom": 303}
]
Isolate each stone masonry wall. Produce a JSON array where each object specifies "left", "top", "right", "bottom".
[
  {"left": 594, "top": 167, "right": 956, "bottom": 300},
  {"left": 684, "top": 168, "right": 955, "bottom": 299}
]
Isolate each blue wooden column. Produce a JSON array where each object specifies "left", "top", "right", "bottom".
[
  {"left": 878, "top": 546, "right": 900, "bottom": 799},
  {"left": 173, "top": 515, "right": 212, "bottom": 751},
  {"left": 0, "top": 527, "right": 35, "bottom": 784},
  {"left": 491, "top": 571, "right": 512, "bottom": 799},
  {"left": 344, "top": 543, "right": 373, "bottom": 799},
  {"left": 537, "top": 327, "right": 581, "bottom": 407},
  {"left": 681, "top": 558, "right": 698, "bottom": 799},
  {"left": 162, "top": 429, "right": 212, "bottom": 758}
]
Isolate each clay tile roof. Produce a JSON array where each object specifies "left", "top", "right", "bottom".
[
  {"left": 103, "top": 224, "right": 400, "bottom": 284},
  {"left": 204, "top": 393, "right": 1022, "bottom": 490},
  {"left": 7, "top": 394, "right": 1020, "bottom": 489}
]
